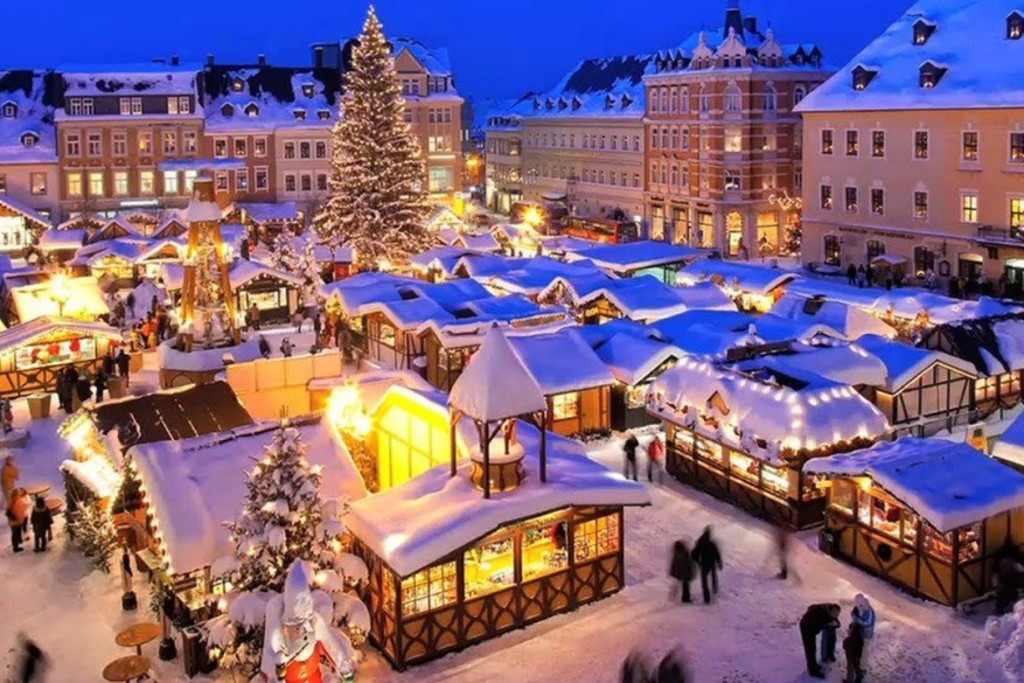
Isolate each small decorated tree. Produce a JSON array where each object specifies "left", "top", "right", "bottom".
[
  {"left": 269, "top": 226, "right": 301, "bottom": 274},
  {"left": 67, "top": 502, "right": 119, "bottom": 573},
  {"left": 296, "top": 239, "right": 325, "bottom": 308}
]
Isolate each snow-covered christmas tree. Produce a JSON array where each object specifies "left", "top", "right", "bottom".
[
  {"left": 296, "top": 239, "right": 325, "bottom": 307},
  {"left": 315, "top": 6, "right": 432, "bottom": 267},
  {"left": 269, "top": 226, "right": 300, "bottom": 274}
]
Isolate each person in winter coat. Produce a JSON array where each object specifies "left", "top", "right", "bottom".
[
  {"left": 102, "top": 349, "right": 115, "bottom": 378},
  {"left": 842, "top": 622, "right": 865, "bottom": 683},
  {"left": 280, "top": 337, "right": 293, "bottom": 358},
  {"left": 995, "top": 546, "right": 1024, "bottom": 615},
  {"left": 656, "top": 650, "right": 689, "bottom": 683},
  {"left": 647, "top": 435, "right": 664, "bottom": 483},
  {"left": 125, "top": 291, "right": 136, "bottom": 319},
  {"left": 75, "top": 373, "right": 93, "bottom": 404},
  {"left": 116, "top": 349, "right": 131, "bottom": 385},
  {"left": 250, "top": 303, "right": 261, "bottom": 331},
  {"left": 29, "top": 497, "right": 51, "bottom": 552},
  {"left": 2, "top": 455, "right": 19, "bottom": 505},
  {"left": 7, "top": 488, "right": 29, "bottom": 552},
  {"left": 669, "top": 540, "right": 694, "bottom": 603},
  {"left": 293, "top": 309, "right": 304, "bottom": 333},
  {"left": 846, "top": 264, "right": 857, "bottom": 286},
  {"left": 691, "top": 526, "right": 723, "bottom": 604},
  {"left": 623, "top": 432, "right": 639, "bottom": 481},
  {"left": 258, "top": 335, "right": 271, "bottom": 359},
  {"left": 313, "top": 311, "right": 322, "bottom": 340},
  {"left": 799, "top": 603, "right": 841, "bottom": 679},
  {"left": 850, "top": 594, "right": 875, "bottom": 674},
  {"left": 94, "top": 372, "right": 108, "bottom": 403},
  {"left": 15, "top": 634, "right": 47, "bottom": 683}
]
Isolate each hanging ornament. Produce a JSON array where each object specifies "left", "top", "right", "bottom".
[
  {"left": 48, "top": 343, "right": 61, "bottom": 357},
  {"left": 70, "top": 338, "right": 81, "bottom": 353}
]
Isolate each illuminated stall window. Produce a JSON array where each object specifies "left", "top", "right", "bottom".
[
  {"left": 521, "top": 516, "right": 569, "bottom": 582},
  {"left": 552, "top": 393, "right": 579, "bottom": 420},
  {"left": 573, "top": 514, "right": 620, "bottom": 563},
  {"left": 401, "top": 561, "right": 456, "bottom": 617},
  {"left": 464, "top": 532, "right": 515, "bottom": 599}
]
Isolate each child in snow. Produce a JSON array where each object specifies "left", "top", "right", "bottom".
[
  {"left": 842, "top": 622, "right": 864, "bottom": 683},
  {"left": 280, "top": 337, "right": 293, "bottom": 358},
  {"left": 851, "top": 593, "right": 875, "bottom": 673}
]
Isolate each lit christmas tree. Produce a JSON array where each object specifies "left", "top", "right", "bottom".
[
  {"left": 269, "top": 225, "right": 301, "bottom": 275},
  {"left": 315, "top": 6, "right": 432, "bottom": 267},
  {"left": 296, "top": 239, "right": 326, "bottom": 307}
]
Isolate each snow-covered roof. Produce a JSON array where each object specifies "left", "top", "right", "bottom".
[
  {"left": 345, "top": 417, "right": 648, "bottom": 577},
  {"left": 471, "top": 256, "right": 605, "bottom": 297},
  {"left": 594, "top": 332, "right": 683, "bottom": 386},
  {"left": 678, "top": 260, "right": 799, "bottom": 296},
  {"left": 541, "top": 273, "right": 734, "bottom": 322},
  {"left": 796, "top": 0, "right": 1024, "bottom": 113},
  {"left": 392, "top": 38, "right": 454, "bottom": 77},
  {"left": 202, "top": 65, "right": 341, "bottom": 133},
  {"left": 449, "top": 325, "right": 546, "bottom": 421},
  {"left": 0, "top": 193, "right": 52, "bottom": 231},
  {"left": 804, "top": 439, "right": 1024, "bottom": 532},
  {"left": 38, "top": 228, "right": 86, "bottom": 251},
  {"left": 650, "top": 357, "right": 889, "bottom": 455},
  {"left": 59, "top": 62, "right": 202, "bottom": 98},
  {"left": 157, "top": 337, "right": 264, "bottom": 372},
  {"left": 0, "top": 316, "right": 121, "bottom": 355},
  {"left": 237, "top": 201, "right": 302, "bottom": 224},
  {"left": 161, "top": 258, "right": 302, "bottom": 292},
  {"left": 918, "top": 313, "right": 1024, "bottom": 376},
  {"left": 509, "top": 328, "right": 615, "bottom": 395},
  {"left": 0, "top": 70, "right": 58, "bottom": 164},
  {"left": 772, "top": 293, "right": 898, "bottom": 340},
  {"left": 129, "top": 419, "right": 367, "bottom": 576},
  {"left": 9, "top": 275, "right": 109, "bottom": 322},
  {"left": 408, "top": 246, "right": 479, "bottom": 274},
  {"left": 454, "top": 232, "right": 501, "bottom": 253},
  {"left": 993, "top": 410, "right": 1024, "bottom": 467},
  {"left": 568, "top": 241, "right": 706, "bottom": 274},
  {"left": 736, "top": 343, "right": 889, "bottom": 389},
  {"left": 785, "top": 278, "right": 994, "bottom": 324},
  {"left": 518, "top": 54, "right": 655, "bottom": 120},
  {"left": 856, "top": 333, "right": 976, "bottom": 390}
]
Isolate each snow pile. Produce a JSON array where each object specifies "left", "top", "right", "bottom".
[
  {"left": 986, "top": 601, "right": 1024, "bottom": 682},
  {"left": 157, "top": 337, "right": 263, "bottom": 372}
]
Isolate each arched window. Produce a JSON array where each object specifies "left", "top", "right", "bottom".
[
  {"left": 794, "top": 85, "right": 807, "bottom": 104},
  {"left": 724, "top": 84, "right": 741, "bottom": 112},
  {"left": 220, "top": 103, "right": 235, "bottom": 117},
  {"left": 680, "top": 86, "right": 689, "bottom": 112},
  {"left": 699, "top": 85, "right": 710, "bottom": 112},
  {"left": 659, "top": 89, "right": 669, "bottom": 113},
  {"left": 244, "top": 103, "right": 260, "bottom": 117},
  {"left": 680, "top": 126, "right": 690, "bottom": 150},
  {"left": 765, "top": 86, "right": 778, "bottom": 111},
  {"left": 1, "top": 102, "right": 16, "bottom": 118},
  {"left": 669, "top": 88, "right": 678, "bottom": 113}
]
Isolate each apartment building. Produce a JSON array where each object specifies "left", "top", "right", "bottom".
[
  {"left": 483, "top": 95, "right": 532, "bottom": 214},
  {"left": 797, "top": 0, "right": 1024, "bottom": 289},
  {"left": 644, "top": 0, "right": 830, "bottom": 256},
  {"left": 55, "top": 62, "right": 205, "bottom": 220}
]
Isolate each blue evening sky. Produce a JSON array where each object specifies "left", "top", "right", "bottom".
[{"left": 0, "top": 0, "right": 904, "bottom": 105}]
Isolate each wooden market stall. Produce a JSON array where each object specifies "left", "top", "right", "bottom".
[
  {"left": 805, "top": 439, "right": 1024, "bottom": 607},
  {"left": 648, "top": 358, "right": 889, "bottom": 528},
  {"left": 567, "top": 240, "right": 706, "bottom": 284},
  {"left": 162, "top": 259, "right": 302, "bottom": 327},
  {"left": 678, "top": 259, "right": 799, "bottom": 313},
  {"left": 592, "top": 331, "right": 682, "bottom": 431},
  {"left": 0, "top": 317, "right": 123, "bottom": 398}
]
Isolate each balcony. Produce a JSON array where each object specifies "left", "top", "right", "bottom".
[{"left": 977, "top": 225, "right": 1024, "bottom": 246}]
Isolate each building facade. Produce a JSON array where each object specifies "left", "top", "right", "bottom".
[
  {"left": 483, "top": 100, "right": 529, "bottom": 215},
  {"left": 797, "top": 0, "right": 1024, "bottom": 288},
  {"left": 644, "top": 1, "right": 830, "bottom": 256}
]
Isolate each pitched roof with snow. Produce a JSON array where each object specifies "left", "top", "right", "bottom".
[
  {"left": 594, "top": 332, "right": 683, "bottom": 386},
  {"left": 917, "top": 313, "right": 1024, "bottom": 376},
  {"left": 569, "top": 240, "right": 706, "bottom": 273},
  {"left": 520, "top": 55, "right": 656, "bottom": 120},
  {"left": 0, "top": 193, "right": 52, "bottom": 230},
  {"left": 796, "top": 0, "right": 1024, "bottom": 113},
  {"left": 0, "top": 70, "right": 58, "bottom": 164},
  {"left": 804, "top": 438, "right": 1024, "bottom": 532},
  {"left": 994, "top": 410, "right": 1024, "bottom": 467},
  {"left": 449, "top": 325, "right": 546, "bottom": 421},
  {"left": 678, "top": 259, "right": 799, "bottom": 295},
  {"left": 734, "top": 343, "right": 889, "bottom": 389},
  {"left": 0, "top": 316, "right": 121, "bottom": 355},
  {"left": 508, "top": 328, "right": 615, "bottom": 395},
  {"left": 856, "top": 333, "right": 976, "bottom": 390},
  {"left": 772, "top": 293, "right": 897, "bottom": 340},
  {"left": 202, "top": 65, "right": 340, "bottom": 132}
]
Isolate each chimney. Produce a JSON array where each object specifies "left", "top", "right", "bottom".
[
  {"left": 313, "top": 46, "right": 324, "bottom": 68},
  {"left": 725, "top": 0, "right": 745, "bottom": 37},
  {"left": 743, "top": 16, "right": 758, "bottom": 35},
  {"left": 206, "top": 53, "right": 215, "bottom": 66},
  {"left": 258, "top": 54, "right": 267, "bottom": 66},
  {"left": 170, "top": 55, "right": 180, "bottom": 66}
]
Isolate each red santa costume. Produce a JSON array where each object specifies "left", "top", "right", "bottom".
[{"left": 261, "top": 561, "right": 355, "bottom": 683}]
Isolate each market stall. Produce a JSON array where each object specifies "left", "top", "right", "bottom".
[
  {"left": 805, "top": 439, "right": 1024, "bottom": 606},
  {"left": 678, "top": 260, "right": 799, "bottom": 313},
  {"left": 593, "top": 332, "right": 682, "bottom": 431},
  {"left": 648, "top": 358, "right": 889, "bottom": 528}
]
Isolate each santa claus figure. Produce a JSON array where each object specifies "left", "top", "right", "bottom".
[{"left": 262, "top": 561, "right": 355, "bottom": 683}]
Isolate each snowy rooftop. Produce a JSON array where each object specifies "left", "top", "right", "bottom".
[
  {"left": 236, "top": 201, "right": 302, "bottom": 223},
  {"left": 541, "top": 274, "right": 735, "bottom": 321},
  {"left": 508, "top": 328, "right": 615, "bottom": 395},
  {"left": 472, "top": 256, "right": 606, "bottom": 297},
  {"left": 594, "top": 332, "right": 683, "bottom": 386},
  {"left": 920, "top": 313, "right": 1024, "bottom": 376},
  {"left": 0, "top": 193, "right": 52, "bottom": 231},
  {"left": 449, "top": 325, "right": 546, "bottom": 422},
  {"left": 796, "top": 0, "right": 1024, "bottom": 113},
  {"left": 519, "top": 54, "right": 655, "bottom": 120},
  {"left": 38, "top": 229, "right": 87, "bottom": 251},
  {"left": 569, "top": 241, "right": 706, "bottom": 273},
  {"left": 804, "top": 439, "right": 1024, "bottom": 532},
  {"left": 772, "top": 293, "right": 897, "bottom": 340},
  {"left": 0, "top": 70, "right": 58, "bottom": 164},
  {"left": 733, "top": 343, "right": 889, "bottom": 389},
  {"left": 60, "top": 63, "right": 201, "bottom": 98},
  {"left": 202, "top": 66, "right": 341, "bottom": 133},
  {"left": 345, "top": 417, "right": 649, "bottom": 577},
  {"left": 856, "top": 334, "right": 976, "bottom": 390},
  {"left": 0, "top": 316, "right": 121, "bottom": 355},
  {"left": 993, "top": 411, "right": 1024, "bottom": 468},
  {"left": 129, "top": 420, "right": 367, "bottom": 576},
  {"left": 678, "top": 260, "right": 799, "bottom": 295},
  {"left": 9, "top": 275, "right": 109, "bottom": 322},
  {"left": 160, "top": 258, "right": 302, "bottom": 292}
]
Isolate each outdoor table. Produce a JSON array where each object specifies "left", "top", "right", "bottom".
[
  {"left": 45, "top": 496, "right": 63, "bottom": 514},
  {"left": 24, "top": 484, "right": 50, "bottom": 498},
  {"left": 115, "top": 623, "right": 161, "bottom": 656},
  {"left": 102, "top": 655, "right": 150, "bottom": 682}
]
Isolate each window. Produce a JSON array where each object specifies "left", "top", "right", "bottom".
[
  {"left": 919, "top": 62, "right": 947, "bottom": 88},
  {"left": 119, "top": 98, "right": 131, "bottom": 116},
  {"left": 552, "top": 393, "right": 579, "bottom": 420},
  {"left": 725, "top": 170, "right": 741, "bottom": 191},
  {"left": 184, "top": 170, "right": 197, "bottom": 194},
  {"left": 236, "top": 169, "right": 249, "bottom": 192},
  {"left": 845, "top": 186, "right": 858, "bottom": 212},
  {"left": 29, "top": 172, "right": 46, "bottom": 195},
  {"left": 215, "top": 172, "right": 228, "bottom": 192},
  {"left": 162, "top": 170, "right": 179, "bottom": 195},
  {"left": 0, "top": 174, "right": 5, "bottom": 193},
  {"left": 214, "top": 138, "right": 228, "bottom": 158},
  {"left": 2, "top": 102, "right": 18, "bottom": 118},
  {"left": 139, "top": 171, "right": 155, "bottom": 195},
  {"left": 87, "top": 132, "right": 102, "bottom": 157},
  {"left": 725, "top": 126, "right": 742, "bottom": 153},
  {"left": 824, "top": 236, "right": 841, "bottom": 266},
  {"left": 914, "top": 191, "right": 929, "bottom": 219},
  {"left": 845, "top": 130, "right": 859, "bottom": 156},
  {"left": 232, "top": 78, "right": 245, "bottom": 92},
  {"left": 113, "top": 171, "right": 129, "bottom": 196},
  {"left": 681, "top": 127, "right": 690, "bottom": 151},
  {"left": 284, "top": 174, "right": 296, "bottom": 193},
  {"left": 820, "top": 129, "right": 833, "bottom": 155},
  {"left": 961, "top": 192, "right": 979, "bottom": 223},
  {"left": 316, "top": 174, "right": 328, "bottom": 192},
  {"left": 244, "top": 103, "right": 260, "bottom": 117},
  {"left": 293, "top": 110, "right": 306, "bottom": 121},
  {"left": 131, "top": 98, "right": 142, "bottom": 115},
  {"left": 178, "top": 97, "right": 190, "bottom": 114},
  {"left": 112, "top": 132, "right": 127, "bottom": 156},
  {"left": 1012, "top": 198, "right": 1024, "bottom": 231},
  {"left": 699, "top": 86, "right": 710, "bottom": 112},
  {"left": 764, "top": 86, "right": 777, "bottom": 111},
  {"left": 300, "top": 174, "right": 312, "bottom": 192},
  {"left": 962, "top": 131, "right": 979, "bottom": 161},
  {"left": 871, "top": 130, "right": 885, "bottom": 157},
  {"left": 299, "top": 142, "right": 311, "bottom": 159},
  {"left": 251, "top": 167, "right": 269, "bottom": 192},
  {"left": 914, "top": 131, "right": 929, "bottom": 159},
  {"left": 428, "top": 136, "right": 450, "bottom": 152},
  {"left": 794, "top": 85, "right": 807, "bottom": 104},
  {"left": 1010, "top": 11, "right": 1024, "bottom": 39},
  {"left": 221, "top": 103, "right": 235, "bottom": 118},
  {"left": 1011, "top": 133, "right": 1024, "bottom": 163},
  {"left": 87, "top": 171, "right": 104, "bottom": 196},
  {"left": 167, "top": 97, "right": 178, "bottom": 115},
  {"left": 234, "top": 138, "right": 247, "bottom": 157},
  {"left": 67, "top": 98, "right": 82, "bottom": 116},
  {"left": 283, "top": 142, "right": 295, "bottom": 159},
  {"left": 915, "top": 246, "right": 935, "bottom": 275},
  {"left": 650, "top": 128, "right": 659, "bottom": 150},
  {"left": 65, "top": 133, "right": 80, "bottom": 157},
  {"left": 871, "top": 188, "right": 885, "bottom": 215},
  {"left": 301, "top": 83, "right": 315, "bottom": 97},
  {"left": 852, "top": 67, "right": 877, "bottom": 91},
  {"left": 401, "top": 562, "right": 456, "bottom": 617},
  {"left": 183, "top": 131, "right": 197, "bottom": 154},
  {"left": 163, "top": 132, "right": 177, "bottom": 155},
  {"left": 724, "top": 86, "right": 741, "bottom": 112},
  {"left": 913, "top": 19, "right": 936, "bottom": 45},
  {"left": 254, "top": 137, "right": 267, "bottom": 157},
  {"left": 574, "top": 514, "right": 620, "bottom": 563},
  {"left": 66, "top": 172, "right": 82, "bottom": 197},
  {"left": 138, "top": 132, "right": 152, "bottom": 155},
  {"left": 820, "top": 184, "right": 833, "bottom": 210}
]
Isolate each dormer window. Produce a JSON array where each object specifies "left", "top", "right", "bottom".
[
  {"left": 231, "top": 77, "right": 245, "bottom": 92},
  {"left": 605, "top": 95, "right": 615, "bottom": 110},
  {"left": 919, "top": 61, "right": 947, "bottom": 88},
  {"left": 1009, "top": 11, "right": 1024, "bottom": 39},
  {"left": 852, "top": 66, "right": 878, "bottom": 91},
  {"left": 1, "top": 102, "right": 16, "bottom": 118},
  {"left": 301, "top": 83, "right": 315, "bottom": 97},
  {"left": 220, "top": 103, "right": 235, "bottom": 117},
  {"left": 571, "top": 96, "right": 582, "bottom": 111},
  {"left": 913, "top": 19, "right": 936, "bottom": 45},
  {"left": 293, "top": 109, "right": 307, "bottom": 121},
  {"left": 20, "top": 132, "right": 38, "bottom": 147},
  {"left": 317, "top": 110, "right": 330, "bottom": 121},
  {"left": 243, "top": 103, "right": 260, "bottom": 117}
]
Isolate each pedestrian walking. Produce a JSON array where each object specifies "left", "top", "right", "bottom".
[
  {"left": 250, "top": 303, "right": 261, "bottom": 331},
  {"left": 846, "top": 264, "right": 856, "bottom": 286},
  {"left": 313, "top": 311, "right": 322, "bottom": 340},
  {"left": 619, "top": 650, "right": 650, "bottom": 683},
  {"left": 126, "top": 291, "right": 136, "bottom": 319},
  {"left": 258, "top": 335, "right": 271, "bottom": 359},
  {"left": 647, "top": 434, "right": 664, "bottom": 483},
  {"left": 623, "top": 432, "right": 639, "bottom": 481},
  {"left": 116, "top": 348, "right": 131, "bottom": 386},
  {"left": 6, "top": 488, "right": 29, "bottom": 552},
  {"left": 691, "top": 526, "right": 723, "bottom": 604},
  {"left": 30, "top": 497, "right": 52, "bottom": 552},
  {"left": 799, "top": 603, "right": 841, "bottom": 679},
  {"left": 2, "top": 455, "right": 19, "bottom": 505},
  {"left": 656, "top": 649, "right": 689, "bottom": 683},
  {"left": 669, "top": 540, "right": 694, "bottom": 604},
  {"left": 15, "top": 634, "right": 47, "bottom": 682},
  {"left": 293, "top": 309, "right": 304, "bottom": 333},
  {"left": 842, "top": 622, "right": 864, "bottom": 683},
  {"left": 773, "top": 526, "right": 798, "bottom": 582},
  {"left": 280, "top": 337, "right": 293, "bottom": 358},
  {"left": 94, "top": 371, "right": 107, "bottom": 403},
  {"left": 102, "top": 348, "right": 115, "bottom": 377},
  {"left": 850, "top": 593, "right": 875, "bottom": 675}
]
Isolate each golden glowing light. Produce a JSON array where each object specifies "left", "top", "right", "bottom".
[
  {"left": 522, "top": 206, "right": 544, "bottom": 228},
  {"left": 326, "top": 384, "right": 372, "bottom": 439}
]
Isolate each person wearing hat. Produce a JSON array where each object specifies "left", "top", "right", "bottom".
[{"left": 851, "top": 593, "right": 875, "bottom": 673}]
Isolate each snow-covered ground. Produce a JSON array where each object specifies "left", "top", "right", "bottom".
[{"left": 0, "top": 382, "right": 1010, "bottom": 681}]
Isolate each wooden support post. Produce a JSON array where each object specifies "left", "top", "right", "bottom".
[
  {"left": 482, "top": 421, "right": 492, "bottom": 500},
  {"left": 540, "top": 410, "right": 548, "bottom": 484},
  {"left": 450, "top": 411, "right": 459, "bottom": 478}
]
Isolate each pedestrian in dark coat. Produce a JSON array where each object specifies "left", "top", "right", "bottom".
[
  {"left": 116, "top": 349, "right": 130, "bottom": 385},
  {"left": 76, "top": 374, "right": 92, "bottom": 403},
  {"left": 669, "top": 540, "right": 694, "bottom": 603},
  {"left": 691, "top": 526, "right": 723, "bottom": 604},
  {"left": 280, "top": 337, "right": 293, "bottom": 358},
  {"left": 54, "top": 368, "right": 67, "bottom": 413},
  {"left": 258, "top": 335, "right": 271, "bottom": 359},
  {"left": 842, "top": 622, "right": 865, "bottom": 683},
  {"left": 125, "top": 292, "right": 136, "bottom": 318},
  {"left": 846, "top": 264, "right": 857, "bottom": 286},
  {"left": 16, "top": 633, "right": 47, "bottom": 682},
  {"left": 101, "top": 349, "right": 115, "bottom": 377},
  {"left": 995, "top": 547, "right": 1024, "bottom": 615},
  {"left": 619, "top": 650, "right": 649, "bottom": 683},
  {"left": 94, "top": 372, "right": 107, "bottom": 403},
  {"left": 29, "top": 497, "right": 51, "bottom": 552},
  {"left": 623, "top": 432, "right": 639, "bottom": 481},
  {"left": 799, "top": 603, "right": 841, "bottom": 679},
  {"left": 656, "top": 650, "right": 688, "bottom": 683},
  {"left": 313, "top": 311, "right": 322, "bottom": 340}
]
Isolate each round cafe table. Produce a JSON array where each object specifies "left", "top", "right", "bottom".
[
  {"left": 102, "top": 655, "right": 150, "bottom": 682},
  {"left": 114, "top": 623, "right": 161, "bottom": 656},
  {"left": 24, "top": 484, "right": 50, "bottom": 498}
]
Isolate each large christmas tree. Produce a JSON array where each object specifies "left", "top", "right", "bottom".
[{"left": 315, "top": 6, "right": 432, "bottom": 267}]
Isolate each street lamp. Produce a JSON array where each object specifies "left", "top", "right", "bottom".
[{"left": 50, "top": 272, "right": 71, "bottom": 318}]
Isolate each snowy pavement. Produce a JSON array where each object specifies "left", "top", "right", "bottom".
[{"left": 0, "top": 396, "right": 1010, "bottom": 681}]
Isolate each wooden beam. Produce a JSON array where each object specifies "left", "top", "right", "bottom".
[
  {"left": 449, "top": 410, "right": 460, "bottom": 478},
  {"left": 482, "top": 421, "right": 492, "bottom": 500},
  {"left": 539, "top": 410, "right": 548, "bottom": 484}
]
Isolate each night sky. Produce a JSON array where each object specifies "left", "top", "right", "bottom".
[{"left": 1, "top": 0, "right": 904, "bottom": 105}]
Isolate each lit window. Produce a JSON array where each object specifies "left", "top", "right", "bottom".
[
  {"left": 178, "top": 96, "right": 190, "bottom": 114},
  {"left": 29, "top": 172, "right": 46, "bottom": 195},
  {"left": 167, "top": 97, "right": 179, "bottom": 115},
  {"left": 163, "top": 171, "right": 179, "bottom": 195},
  {"left": 961, "top": 193, "right": 978, "bottom": 223},
  {"left": 113, "top": 172, "right": 129, "bottom": 196},
  {"left": 820, "top": 184, "right": 833, "bottom": 210},
  {"left": 163, "top": 132, "right": 177, "bottom": 155},
  {"left": 1011, "top": 133, "right": 1024, "bottom": 162},
  {"left": 254, "top": 138, "right": 267, "bottom": 157},
  {"left": 845, "top": 186, "right": 858, "bottom": 212},
  {"left": 214, "top": 138, "right": 227, "bottom": 158},
  {"left": 236, "top": 169, "right": 249, "bottom": 192},
  {"left": 1011, "top": 198, "right": 1024, "bottom": 232},
  {"left": 846, "top": 130, "right": 859, "bottom": 156},
  {"left": 913, "top": 20, "right": 936, "bottom": 45},
  {"left": 725, "top": 170, "right": 741, "bottom": 191},
  {"left": 283, "top": 142, "right": 295, "bottom": 159},
  {"left": 914, "top": 131, "right": 929, "bottom": 159},
  {"left": 234, "top": 138, "right": 247, "bottom": 157},
  {"left": 725, "top": 126, "right": 742, "bottom": 153},
  {"left": 301, "top": 83, "right": 314, "bottom": 97},
  {"left": 183, "top": 131, "right": 197, "bottom": 154},
  {"left": 871, "top": 188, "right": 885, "bottom": 215},
  {"left": 139, "top": 132, "right": 152, "bottom": 155},
  {"left": 871, "top": 130, "right": 885, "bottom": 157},
  {"left": 244, "top": 103, "right": 259, "bottom": 117},
  {"left": 66, "top": 172, "right": 82, "bottom": 197},
  {"left": 183, "top": 170, "right": 197, "bottom": 193},
  {"left": 1008, "top": 11, "right": 1024, "bottom": 39},
  {"left": 919, "top": 62, "right": 947, "bottom": 88},
  {"left": 820, "top": 129, "right": 833, "bottom": 155},
  {"left": 962, "top": 131, "right": 979, "bottom": 161},
  {"left": 552, "top": 393, "right": 579, "bottom": 420},
  {"left": 851, "top": 66, "right": 877, "bottom": 90},
  {"left": 87, "top": 171, "right": 104, "bottom": 196},
  {"left": 914, "top": 191, "right": 928, "bottom": 219},
  {"left": 139, "top": 171, "right": 155, "bottom": 195},
  {"left": 232, "top": 77, "right": 245, "bottom": 92}
]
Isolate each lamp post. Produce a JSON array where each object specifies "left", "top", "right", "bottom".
[{"left": 50, "top": 272, "right": 70, "bottom": 318}]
